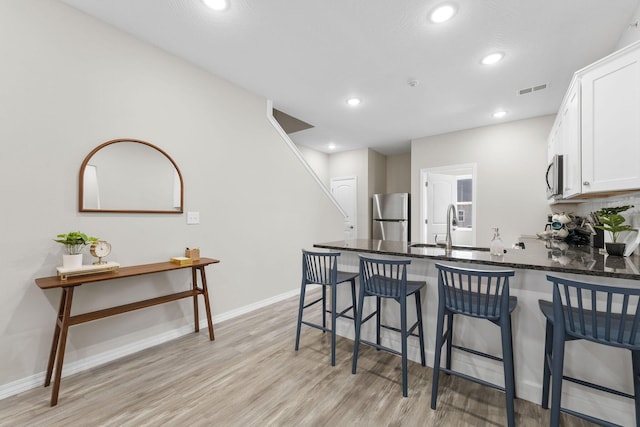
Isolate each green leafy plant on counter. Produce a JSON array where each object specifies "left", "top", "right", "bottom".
[
  {"left": 594, "top": 205, "right": 637, "bottom": 243},
  {"left": 54, "top": 231, "right": 99, "bottom": 255}
]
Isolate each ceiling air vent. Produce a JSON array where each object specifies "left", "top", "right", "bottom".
[{"left": 518, "top": 83, "right": 548, "bottom": 96}]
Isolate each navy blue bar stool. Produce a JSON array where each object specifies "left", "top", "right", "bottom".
[
  {"left": 352, "top": 255, "right": 426, "bottom": 397},
  {"left": 539, "top": 275, "right": 640, "bottom": 427},
  {"left": 295, "top": 250, "right": 358, "bottom": 366},
  {"left": 431, "top": 263, "right": 517, "bottom": 427}
]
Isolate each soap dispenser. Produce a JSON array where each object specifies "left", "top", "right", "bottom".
[{"left": 490, "top": 227, "right": 505, "bottom": 256}]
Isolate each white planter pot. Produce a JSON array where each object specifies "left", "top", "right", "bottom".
[{"left": 62, "top": 254, "right": 83, "bottom": 269}]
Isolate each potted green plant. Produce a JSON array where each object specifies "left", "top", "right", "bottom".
[
  {"left": 594, "top": 205, "right": 637, "bottom": 256},
  {"left": 54, "top": 231, "right": 99, "bottom": 268}
]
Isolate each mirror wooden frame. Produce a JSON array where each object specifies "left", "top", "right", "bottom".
[{"left": 79, "top": 138, "right": 184, "bottom": 214}]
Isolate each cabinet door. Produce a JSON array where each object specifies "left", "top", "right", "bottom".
[
  {"left": 582, "top": 48, "right": 640, "bottom": 193},
  {"left": 547, "top": 117, "right": 561, "bottom": 164},
  {"left": 561, "top": 84, "right": 581, "bottom": 198}
]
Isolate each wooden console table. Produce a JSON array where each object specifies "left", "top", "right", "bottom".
[{"left": 35, "top": 257, "right": 220, "bottom": 406}]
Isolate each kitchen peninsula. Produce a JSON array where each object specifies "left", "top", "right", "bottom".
[
  {"left": 313, "top": 238, "right": 639, "bottom": 426},
  {"left": 314, "top": 238, "right": 640, "bottom": 280}
]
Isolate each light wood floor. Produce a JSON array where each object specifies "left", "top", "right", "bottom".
[{"left": 0, "top": 290, "right": 594, "bottom": 427}]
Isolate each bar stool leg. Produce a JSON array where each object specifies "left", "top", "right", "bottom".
[
  {"left": 415, "top": 291, "right": 426, "bottom": 366},
  {"left": 445, "top": 312, "right": 454, "bottom": 370},
  {"left": 294, "top": 280, "right": 307, "bottom": 351},
  {"left": 331, "top": 283, "right": 337, "bottom": 366},
  {"left": 541, "top": 319, "right": 553, "bottom": 409},
  {"left": 352, "top": 283, "right": 366, "bottom": 374},
  {"left": 400, "top": 296, "right": 408, "bottom": 397},
  {"left": 431, "top": 299, "right": 447, "bottom": 409},
  {"left": 350, "top": 279, "right": 358, "bottom": 334},
  {"left": 549, "top": 325, "right": 566, "bottom": 427},
  {"left": 322, "top": 286, "right": 327, "bottom": 332},
  {"left": 632, "top": 350, "right": 640, "bottom": 427},
  {"left": 376, "top": 296, "right": 381, "bottom": 348},
  {"left": 501, "top": 314, "right": 516, "bottom": 427}
]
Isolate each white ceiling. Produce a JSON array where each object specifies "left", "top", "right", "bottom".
[{"left": 60, "top": 0, "right": 639, "bottom": 155}]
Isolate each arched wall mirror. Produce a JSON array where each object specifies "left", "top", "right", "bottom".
[{"left": 79, "top": 139, "right": 184, "bottom": 213}]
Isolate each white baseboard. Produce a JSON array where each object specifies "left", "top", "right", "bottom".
[
  {"left": 0, "top": 288, "right": 300, "bottom": 401},
  {"left": 209, "top": 288, "right": 299, "bottom": 325}
]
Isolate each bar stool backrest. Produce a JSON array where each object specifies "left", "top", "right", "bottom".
[
  {"left": 359, "top": 256, "right": 411, "bottom": 298},
  {"left": 302, "top": 250, "right": 340, "bottom": 286},
  {"left": 547, "top": 275, "right": 640, "bottom": 350},
  {"left": 436, "top": 263, "right": 515, "bottom": 320}
]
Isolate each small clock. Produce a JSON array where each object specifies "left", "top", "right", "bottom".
[{"left": 90, "top": 240, "right": 112, "bottom": 265}]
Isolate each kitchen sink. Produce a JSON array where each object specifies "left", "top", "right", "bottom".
[{"left": 409, "top": 243, "right": 491, "bottom": 252}]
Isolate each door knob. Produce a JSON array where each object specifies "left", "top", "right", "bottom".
[{"left": 583, "top": 181, "right": 590, "bottom": 185}]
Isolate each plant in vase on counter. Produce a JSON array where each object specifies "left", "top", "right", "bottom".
[
  {"left": 54, "top": 231, "right": 99, "bottom": 268},
  {"left": 594, "top": 205, "right": 637, "bottom": 256}
]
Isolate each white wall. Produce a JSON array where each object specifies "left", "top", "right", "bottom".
[
  {"left": 296, "top": 145, "right": 330, "bottom": 187},
  {"left": 329, "top": 148, "right": 370, "bottom": 238},
  {"left": 616, "top": 3, "right": 640, "bottom": 49},
  {"left": 368, "top": 149, "right": 387, "bottom": 197},
  {"left": 0, "top": 0, "right": 343, "bottom": 395},
  {"left": 386, "top": 153, "right": 411, "bottom": 193},
  {"left": 298, "top": 147, "right": 392, "bottom": 239},
  {"left": 411, "top": 115, "right": 555, "bottom": 246}
]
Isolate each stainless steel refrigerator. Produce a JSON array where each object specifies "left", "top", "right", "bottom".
[{"left": 372, "top": 193, "right": 410, "bottom": 241}]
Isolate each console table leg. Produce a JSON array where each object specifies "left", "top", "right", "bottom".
[
  {"left": 44, "top": 288, "right": 67, "bottom": 387},
  {"left": 199, "top": 266, "right": 215, "bottom": 341},
  {"left": 192, "top": 268, "right": 199, "bottom": 333},
  {"left": 49, "top": 287, "right": 74, "bottom": 406}
]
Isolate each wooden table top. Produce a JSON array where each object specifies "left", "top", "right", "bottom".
[{"left": 35, "top": 257, "right": 220, "bottom": 289}]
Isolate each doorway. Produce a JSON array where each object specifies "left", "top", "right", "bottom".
[
  {"left": 420, "top": 164, "right": 476, "bottom": 245},
  {"left": 330, "top": 176, "right": 357, "bottom": 239}
]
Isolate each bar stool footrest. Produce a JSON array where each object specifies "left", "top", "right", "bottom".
[
  {"left": 439, "top": 367, "right": 506, "bottom": 393},
  {"left": 301, "top": 306, "right": 356, "bottom": 334},
  {"left": 300, "top": 320, "right": 330, "bottom": 333},
  {"left": 360, "top": 339, "right": 402, "bottom": 357},
  {"left": 451, "top": 344, "right": 504, "bottom": 363},
  {"left": 562, "top": 374, "right": 635, "bottom": 400},
  {"left": 560, "top": 406, "right": 623, "bottom": 427},
  {"left": 381, "top": 322, "right": 422, "bottom": 338},
  {"left": 361, "top": 310, "right": 421, "bottom": 339},
  {"left": 303, "top": 296, "right": 324, "bottom": 310},
  {"left": 325, "top": 305, "right": 356, "bottom": 320}
]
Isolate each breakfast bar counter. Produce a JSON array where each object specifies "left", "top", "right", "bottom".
[
  {"left": 314, "top": 238, "right": 640, "bottom": 280},
  {"left": 312, "top": 239, "right": 638, "bottom": 426}
]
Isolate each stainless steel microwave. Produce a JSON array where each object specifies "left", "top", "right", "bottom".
[{"left": 546, "top": 154, "right": 563, "bottom": 199}]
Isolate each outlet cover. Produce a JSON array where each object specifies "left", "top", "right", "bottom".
[{"left": 187, "top": 211, "right": 200, "bottom": 225}]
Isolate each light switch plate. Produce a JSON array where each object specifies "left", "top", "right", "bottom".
[{"left": 186, "top": 211, "right": 200, "bottom": 225}]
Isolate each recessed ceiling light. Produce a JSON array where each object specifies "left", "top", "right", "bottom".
[
  {"left": 429, "top": 4, "right": 457, "bottom": 23},
  {"left": 202, "top": 0, "right": 229, "bottom": 11},
  {"left": 328, "top": 142, "right": 336, "bottom": 150},
  {"left": 346, "top": 97, "right": 361, "bottom": 107},
  {"left": 481, "top": 52, "right": 504, "bottom": 65},
  {"left": 493, "top": 110, "right": 507, "bottom": 118}
]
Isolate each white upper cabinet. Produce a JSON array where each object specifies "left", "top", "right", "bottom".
[
  {"left": 549, "top": 41, "right": 640, "bottom": 199},
  {"left": 581, "top": 45, "right": 640, "bottom": 194},
  {"left": 561, "top": 83, "right": 581, "bottom": 198}
]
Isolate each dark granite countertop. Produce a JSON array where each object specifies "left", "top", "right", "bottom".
[{"left": 314, "top": 238, "right": 640, "bottom": 280}]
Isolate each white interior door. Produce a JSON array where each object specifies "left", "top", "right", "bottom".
[
  {"left": 425, "top": 172, "right": 457, "bottom": 244},
  {"left": 331, "top": 176, "right": 357, "bottom": 239}
]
